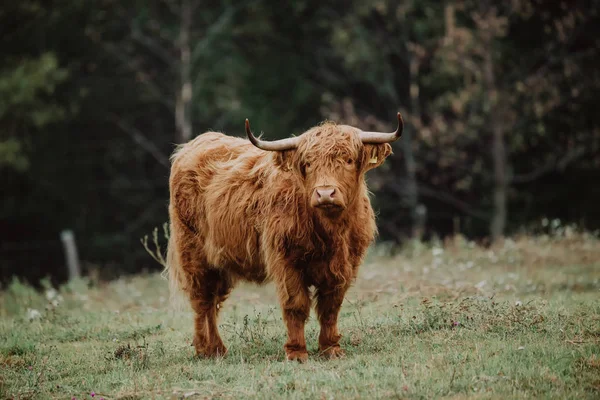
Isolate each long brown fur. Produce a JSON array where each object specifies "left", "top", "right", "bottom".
[{"left": 166, "top": 121, "right": 392, "bottom": 361}]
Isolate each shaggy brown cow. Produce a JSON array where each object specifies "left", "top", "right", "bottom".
[{"left": 165, "top": 113, "right": 403, "bottom": 362}]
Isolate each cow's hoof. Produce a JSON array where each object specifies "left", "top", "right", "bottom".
[
  {"left": 195, "top": 344, "right": 228, "bottom": 358},
  {"left": 286, "top": 350, "right": 309, "bottom": 363},
  {"left": 320, "top": 346, "right": 345, "bottom": 359}
]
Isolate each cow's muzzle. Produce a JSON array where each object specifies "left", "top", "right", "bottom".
[{"left": 311, "top": 186, "right": 345, "bottom": 210}]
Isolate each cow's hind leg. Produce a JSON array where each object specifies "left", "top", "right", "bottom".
[
  {"left": 190, "top": 268, "right": 233, "bottom": 358},
  {"left": 275, "top": 269, "right": 311, "bottom": 362}
]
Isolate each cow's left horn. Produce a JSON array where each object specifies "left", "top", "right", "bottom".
[
  {"left": 359, "top": 112, "right": 404, "bottom": 144},
  {"left": 245, "top": 119, "right": 301, "bottom": 151}
]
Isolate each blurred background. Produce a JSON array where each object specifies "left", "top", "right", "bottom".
[{"left": 1, "top": 0, "right": 599, "bottom": 287}]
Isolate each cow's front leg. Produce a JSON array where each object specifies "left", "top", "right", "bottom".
[
  {"left": 275, "top": 270, "right": 311, "bottom": 362},
  {"left": 316, "top": 285, "right": 349, "bottom": 359}
]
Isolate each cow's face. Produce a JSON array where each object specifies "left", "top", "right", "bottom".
[
  {"left": 289, "top": 125, "right": 392, "bottom": 215},
  {"left": 245, "top": 113, "right": 403, "bottom": 217}
]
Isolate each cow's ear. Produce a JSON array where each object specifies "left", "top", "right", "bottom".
[
  {"left": 361, "top": 143, "right": 392, "bottom": 172},
  {"left": 272, "top": 150, "right": 296, "bottom": 171}
]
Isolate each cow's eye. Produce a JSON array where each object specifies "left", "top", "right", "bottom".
[
  {"left": 346, "top": 158, "right": 354, "bottom": 165},
  {"left": 301, "top": 162, "right": 311, "bottom": 177}
]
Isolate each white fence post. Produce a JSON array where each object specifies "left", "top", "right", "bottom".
[{"left": 60, "top": 230, "right": 81, "bottom": 280}]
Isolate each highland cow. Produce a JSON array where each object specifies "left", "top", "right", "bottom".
[{"left": 165, "top": 113, "right": 403, "bottom": 362}]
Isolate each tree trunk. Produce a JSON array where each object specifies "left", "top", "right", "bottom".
[
  {"left": 176, "top": 0, "right": 193, "bottom": 144},
  {"left": 445, "top": 2, "right": 455, "bottom": 39},
  {"left": 403, "top": 47, "right": 426, "bottom": 240},
  {"left": 483, "top": 34, "right": 507, "bottom": 243}
]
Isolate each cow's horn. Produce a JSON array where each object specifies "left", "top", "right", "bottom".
[
  {"left": 359, "top": 112, "right": 404, "bottom": 144},
  {"left": 245, "top": 119, "right": 300, "bottom": 151}
]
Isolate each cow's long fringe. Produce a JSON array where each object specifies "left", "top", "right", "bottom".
[{"left": 162, "top": 225, "right": 187, "bottom": 312}]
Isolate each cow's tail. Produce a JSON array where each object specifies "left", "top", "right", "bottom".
[{"left": 162, "top": 224, "right": 188, "bottom": 311}]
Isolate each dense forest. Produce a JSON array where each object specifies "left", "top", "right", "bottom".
[{"left": 1, "top": 0, "right": 599, "bottom": 286}]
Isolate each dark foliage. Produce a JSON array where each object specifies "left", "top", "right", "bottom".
[{"left": 1, "top": 0, "right": 599, "bottom": 286}]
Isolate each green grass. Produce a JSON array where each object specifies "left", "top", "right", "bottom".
[{"left": 1, "top": 233, "right": 599, "bottom": 399}]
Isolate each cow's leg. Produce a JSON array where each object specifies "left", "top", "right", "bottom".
[
  {"left": 315, "top": 285, "right": 349, "bottom": 359},
  {"left": 190, "top": 268, "right": 233, "bottom": 358},
  {"left": 275, "top": 270, "right": 311, "bottom": 362}
]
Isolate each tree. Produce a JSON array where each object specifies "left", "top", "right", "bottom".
[
  {"left": 87, "top": 0, "right": 241, "bottom": 145},
  {"left": 1, "top": 0, "right": 599, "bottom": 286},
  {"left": 0, "top": 53, "right": 69, "bottom": 170},
  {"left": 430, "top": 0, "right": 599, "bottom": 242},
  {"left": 314, "top": 0, "right": 447, "bottom": 240}
]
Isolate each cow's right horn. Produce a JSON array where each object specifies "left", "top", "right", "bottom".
[{"left": 245, "top": 119, "right": 301, "bottom": 151}]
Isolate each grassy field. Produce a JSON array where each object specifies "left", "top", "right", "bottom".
[{"left": 1, "top": 231, "right": 599, "bottom": 399}]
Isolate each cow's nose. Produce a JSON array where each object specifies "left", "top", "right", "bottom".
[{"left": 316, "top": 186, "right": 336, "bottom": 203}]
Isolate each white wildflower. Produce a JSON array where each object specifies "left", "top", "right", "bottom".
[
  {"left": 542, "top": 217, "right": 549, "bottom": 227},
  {"left": 45, "top": 288, "right": 58, "bottom": 301},
  {"left": 26, "top": 308, "right": 42, "bottom": 321},
  {"left": 475, "top": 280, "right": 487, "bottom": 289},
  {"left": 487, "top": 251, "right": 498, "bottom": 263},
  {"left": 432, "top": 247, "right": 444, "bottom": 257}
]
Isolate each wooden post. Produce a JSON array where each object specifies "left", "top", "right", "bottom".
[
  {"left": 413, "top": 204, "right": 427, "bottom": 240},
  {"left": 453, "top": 216, "right": 461, "bottom": 236},
  {"left": 60, "top": 230, "right": 81, "bottom": 280}
]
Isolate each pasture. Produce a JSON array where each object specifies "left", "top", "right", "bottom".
[{"left": 1, "top": 231, "right": 599, "bottom": 399}]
